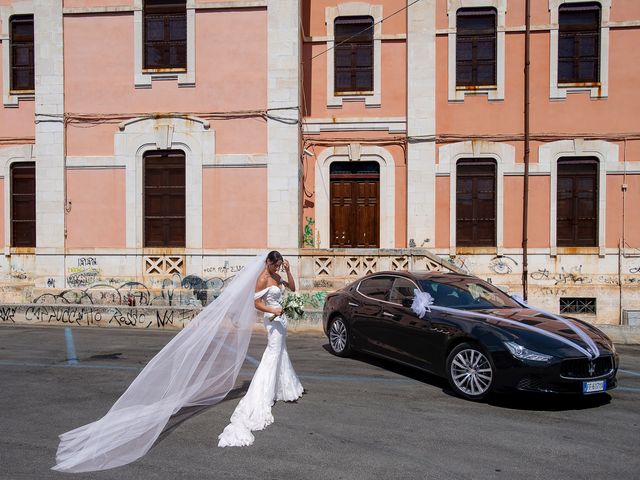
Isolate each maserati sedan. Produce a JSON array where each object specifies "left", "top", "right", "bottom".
[{"left": 322, "top": 271, "right": 618, "bottom": 401}]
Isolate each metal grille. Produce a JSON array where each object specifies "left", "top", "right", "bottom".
[
  {"left": 560, "top": 356, "right": 613, "bottom": 379},
  {"left": 559, "top": 297, "right": 596, "bottom": 315}
]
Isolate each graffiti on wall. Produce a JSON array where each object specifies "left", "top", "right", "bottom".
[
  {"left": 303, "top": 217, "right": 315, "bottom": 247},
  {"left": 34, "top": 273, "right": 239, "bottom": 308},
  {"left": 0, "top": 303, "right": 199, "bottom": 329},
  {"left": 530, "top": 265, "right": 591, "bottom": 285},
  {"left": 488, "top": 256, "right": 518, "bottom": 275}
]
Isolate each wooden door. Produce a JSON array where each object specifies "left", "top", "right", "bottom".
[{"left": 330, "top": 162, "right": 379, "bottom": 248}]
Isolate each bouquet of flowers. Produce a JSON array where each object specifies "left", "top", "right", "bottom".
[{"left": 270, "top": 293, "right": 305, "bottom": 322}]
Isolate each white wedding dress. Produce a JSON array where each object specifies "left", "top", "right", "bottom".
[{"left": 218, "top": 284, "right": 304, "bottom": 447}]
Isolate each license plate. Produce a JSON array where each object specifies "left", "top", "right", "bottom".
[{"left": 583, "top": 379, "right": 606, "bottom": 394}]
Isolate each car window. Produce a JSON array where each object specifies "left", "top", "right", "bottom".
[
  {"left": 418, "top": 278, "right": 519, "bottom": 310},
  {"left": 389, "top": 277, "right": 417, "bottom": 305},
  {"left": 358, "top": 276, "right": 394, "bottom": 301}
]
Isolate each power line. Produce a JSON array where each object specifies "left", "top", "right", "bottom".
[{"left": 306, "top": 0, "right": 424, "bottom": 63}]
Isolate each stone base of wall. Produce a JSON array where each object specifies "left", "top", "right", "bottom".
[
  {"left": 0, "top": 303, "right": 324, "bottom": 331},
  {"left": 0, "top": 250, "right": 638, "bottom": 328}
]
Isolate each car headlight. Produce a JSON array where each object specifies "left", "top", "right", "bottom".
[{"left": 504, "top": 341, "right": 553, "bottom": 363}]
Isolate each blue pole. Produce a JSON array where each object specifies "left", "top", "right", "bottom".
[{"left": 64, "top": 327, "right": 78, "bottom": 366}]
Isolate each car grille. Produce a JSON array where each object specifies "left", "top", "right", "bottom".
[
  {"left": 560, "top": 355, "right": 614, "bottom": 379},
  {"left": 517, "top": 376, "right": 578, "bottom": 393}
]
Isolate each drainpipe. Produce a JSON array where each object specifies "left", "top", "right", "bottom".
[{"left": 522, "top": 0, "right": 531, "bottom": 300}]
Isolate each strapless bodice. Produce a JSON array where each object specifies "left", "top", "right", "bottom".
[{"left": 254, "top": 284, "right": 284, "bottom": 308}]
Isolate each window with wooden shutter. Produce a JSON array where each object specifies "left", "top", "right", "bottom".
[
  {"left": 144, "top": 150, "right": 185, "bottom": 248},
  {"left": 456, "top": 8, "right": 497, "bottom": 87},
  {"left": 558, "top": 2, "right": 600, "bottom": 84},
  {"left": 456, "top": 159, "right": 496, "bottom": 247},
  {"left": 557, "top": 157, "right": 598, "bottom": 247},
  {"left": 144, "top": 0, "right": 187, "bottom": 70},
  {"left": 11, "top": 162, "right": 36, "bottom": 247},
  {"left": 10, "top": 15, "right": 34, "bottom": 92},
  {"left": 334, "top": 16, "right": 374, "bottom": 94}
]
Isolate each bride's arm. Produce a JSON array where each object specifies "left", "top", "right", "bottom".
[
  {"left": 282, "top": 260, "right": 296, "bottom": 292},
  {"left": 254, "top": 277, "right": 283, "bottom": 315}
]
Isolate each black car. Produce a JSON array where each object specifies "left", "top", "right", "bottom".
[{"left": 322, "top": 271, "right": 618, "bottom": 401}]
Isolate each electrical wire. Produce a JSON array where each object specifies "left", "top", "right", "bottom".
[{"left": 306, "top": 0, "right": 424, "bottom": 63}]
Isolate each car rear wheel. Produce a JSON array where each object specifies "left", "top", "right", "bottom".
[
  {"left": 328, "top": 316, "right": 352, "bottom": 357},
  {"left": 446, "top": 343, "right": 494, "bottom": 401}
]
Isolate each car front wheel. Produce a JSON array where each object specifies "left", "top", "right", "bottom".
[
  {"left": 446, "top": 343, "right": 494, "bottom": 401},
  {"left": 328, "top": 316, "right": 352, "bottom": 357}
]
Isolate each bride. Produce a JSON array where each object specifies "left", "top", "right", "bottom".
[
  {"left": 52, "top": 251, "right": 303, "bottom": 472},
  {"left": 218, "top": 250, "right": 304, "bottom": 447}
]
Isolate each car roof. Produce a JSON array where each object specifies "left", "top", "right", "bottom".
[{"left": 360, "top": 270, "right": 476, "bottom": 283}]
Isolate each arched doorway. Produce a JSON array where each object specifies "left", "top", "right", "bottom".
[{"left": 330, "top": 161, "right": 379, "bottom": 248}]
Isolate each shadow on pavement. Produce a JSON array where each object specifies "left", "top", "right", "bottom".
[
  {"left": 152, "top": 380, "right": 252, "bottom": 449},
  {"left": 322, "top": 343, "right": 612, "bottom": 411}
]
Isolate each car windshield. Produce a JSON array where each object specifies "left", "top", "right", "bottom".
[{"left": 418, "top": 278, "right": 520, "bottom": 310}]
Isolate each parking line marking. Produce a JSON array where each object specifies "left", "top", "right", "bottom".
[
  {"left": 64, "top": 327, "right": 78, "bottom": 366},
  {"left": 619, "top": 369, "right": 640, "bottom": 378}
]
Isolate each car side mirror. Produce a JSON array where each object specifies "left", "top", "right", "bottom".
[{"left": 402, "top": 298, "right": 413, "bottom": 308}]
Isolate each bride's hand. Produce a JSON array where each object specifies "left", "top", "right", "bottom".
[
  {"left": 272, "top": 306, "right": 283, "bottom": 316},
  {"left": 282, "top": 260, "right": 290, "bottom": 272}
]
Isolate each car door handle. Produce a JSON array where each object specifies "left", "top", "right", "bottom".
[
  {"left": 383, "top": 312, "right": 399, "bottom": 321},
  {"left": 348, "top": 302, "right": 359, "bottom": 307}
]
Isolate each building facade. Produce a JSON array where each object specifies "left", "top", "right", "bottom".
[{"left": 0, "top": 0, "right": 638, "bottom": 325}]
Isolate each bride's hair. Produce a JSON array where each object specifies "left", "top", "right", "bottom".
[{"left": 266, "top": 250, "right": 283, "bottom": 264}]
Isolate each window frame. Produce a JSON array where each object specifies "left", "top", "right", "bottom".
[
  {"left": 447, "top": 0, "right": 506, "bottom": 102},
  {"left": 388, "top": 277, "right": 419, "bottom": 306},
  {"left": 325, "top": 4, "right": 382, "bottom": 107},
  {"left": 557, "top": 2, "right": 601, "bottom": 85},
  {"left": 143, "top": 149, "right": 186, "bottom": 248},
  {"left": 455, "top": 7, "right": 497, "bottom": 88},
  {"left": 333, "top": 15, "right": 374, "bottom": 95},
  {"left": 143, "top": 0, "right": 187, "bottom": 72},
  {"left": 10, "top": 162, "right": 36, "bottom": 248},
  {"left": 455, "top": 159, "right": 497, "bottom": 247},
  {"left": 1, "top": 2, "right": 36, "bottom": 106},
  {"left": 549, "top": 0, "right": 611, "bottom": 99},
  {"left": 356, "top": 275, "right": 395, "bottom": 302},
  {"left": 556, "top": 157, "right": 599, "bottom": 247},
  {"left": 134, "top": 0, "right": 195, "bottom": 88},
  {"left": 9, "top": 15, "right": 35, "bottom": 93}
]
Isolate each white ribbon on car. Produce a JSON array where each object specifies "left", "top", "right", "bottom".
[
  {"left": 510, "top": 294, "right": 600, "bottom": 359},
  {"left": 410, "top": 290, "right": 599, "bottom": 359}
]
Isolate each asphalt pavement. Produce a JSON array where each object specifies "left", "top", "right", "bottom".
[{"left": 1, "top": 324, "right": 639, "bottom": 480}]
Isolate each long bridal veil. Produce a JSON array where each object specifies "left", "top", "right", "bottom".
[{"left": 52, "top": 253, "right": 268, "bottom": 473}]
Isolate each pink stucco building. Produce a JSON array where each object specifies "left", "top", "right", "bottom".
[{"left": 0, "top": 0, "right": 638, "bottom": 325}]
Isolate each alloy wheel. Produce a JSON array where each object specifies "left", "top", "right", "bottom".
[
  {"left": 450, "top": 348, "right": 493, "bottom": 397},
  {"left": 329, "top": 318, "right": 348, "bottom": 353}
]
